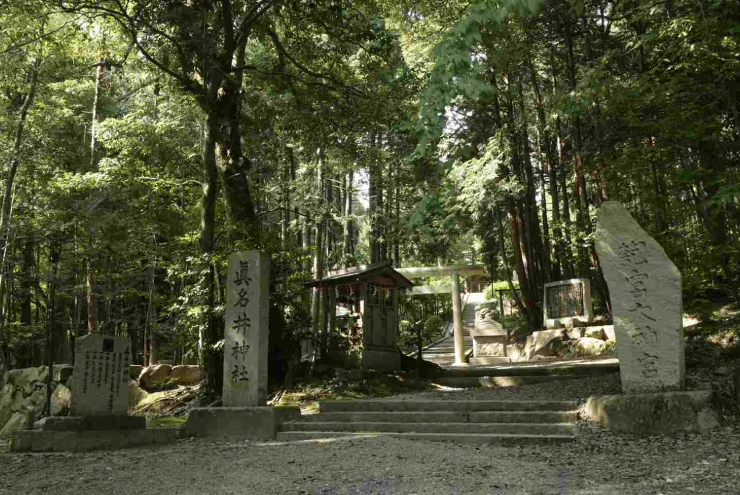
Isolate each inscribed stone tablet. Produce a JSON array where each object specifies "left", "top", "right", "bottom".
[
  {"left": 70, "top": 333, "right": 131, "bottom": 416},
  {"left": 543, "top": 278, "right": 594, "bottom": 328},
  {"left": 222, "top": 251, "right": 269, "bottom": 407},
  {"left": 595, "top": 202, "right": 685, "bottom": 393}
]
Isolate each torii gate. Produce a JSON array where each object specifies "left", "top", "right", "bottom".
[{"left": 396, "top": 265, "right": 486, "bottom": 365}]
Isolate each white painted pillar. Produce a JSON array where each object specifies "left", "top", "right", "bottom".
[{"left": 451, "top": 273, "right": 464, "bottom": 365}]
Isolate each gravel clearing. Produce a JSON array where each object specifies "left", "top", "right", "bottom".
[
  {"left": 3, "top": 372, "right": 738, "bottom": 495},
  {"left": 2, "top": 423, "right": 738, "bottom": 495}
]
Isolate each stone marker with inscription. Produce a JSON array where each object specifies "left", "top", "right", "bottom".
[
  {"left": 222, "top": 251, "right": 269, "bottom": 407},
  {"left": 595, "top": 201, "right": 684, "bottom": 393},
  {"left": 70, "top": 333, "right": 131, "bottom": 416},
  {"left": 542, "top": 278, "right": 594, "bottom": 328}
]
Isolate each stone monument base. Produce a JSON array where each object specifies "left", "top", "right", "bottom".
[
  {"left": 584, "top": 390, "right": 720, "bottom": 435},
  {"left": 361, "top": 348, "right": 400, "bottom": 371},
  {"left": 185, "top": 406, "right": 301, "bottom": 439},
  {"left": 41, "top": 415, "right": 146, "bottom": 431},
  {"left": 11, "top": 415, "right": 181, "bottom": 452}
]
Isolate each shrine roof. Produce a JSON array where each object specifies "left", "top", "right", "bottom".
[{"left": 304, "top": 260, "right": 414, "bottom": 289}]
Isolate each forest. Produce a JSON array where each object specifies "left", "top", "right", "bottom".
[{"left": 0, "top": 0, "right": 738, "bottom": 398}]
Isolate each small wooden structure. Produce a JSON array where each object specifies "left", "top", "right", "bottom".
[{"left": 305, "top": 261, "right": 414, "bottom": 371}]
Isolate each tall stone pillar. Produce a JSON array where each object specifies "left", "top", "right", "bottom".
[
  {"left": 596, "top": 202, "right": 684, "bottom": 393},
  {"left": 451, "top": 273, "right": 464, "bottom": 365},
  {"left": 223, "top": 251, "right": 269, "bottom": 407}
]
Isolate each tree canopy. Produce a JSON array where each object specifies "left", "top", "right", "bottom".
[{"left": 0, "top": 0, "right": 737, "bottom": 395}]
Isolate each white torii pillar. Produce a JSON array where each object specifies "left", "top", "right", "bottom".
[
  {"left": 397, "top": 265, "right": 485, "bottom": 366},
  {"left": 450, "top": 273, "right": 464, "bottom": 365}
]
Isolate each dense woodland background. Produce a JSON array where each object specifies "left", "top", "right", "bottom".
[{"left": 0, "top": 0, "right": 738, "bottom": 397}]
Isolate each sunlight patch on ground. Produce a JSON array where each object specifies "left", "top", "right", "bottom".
[
  {"left": 256, "top": 434, "right": 380, "bottom": 447},
  {"left": 429, "top": 383, "right": 464, "bottom": 391}
]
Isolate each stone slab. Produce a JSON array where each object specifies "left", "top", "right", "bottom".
[
  {"left": 473, "top": 341, "right": 507, "bottom": 355},
  {"left": 361, "top": 348, "right": 400, "bottom": 371},
  {"left": 471, "top": 320, "right": 505, "bottom": 337},
  {"left": 543, "top": 278, "right": 594, "bottom": 328},
  {"left": 185, "top": 406, "right": 300, "bottom": 439},
  {"left": 584, "top": 391, "right": 719, "bottom": 435},
  {"left": 70, "top": 333, "right": 131, "bottom": 416},
  {"left": 596, "top": 201, "right": 685, "bottom": 393},
  {"left": 41, "top": 415, "right": 145, "bottom": 431},
  {"left": 11, "top": 428, "right": 181, "bottom": 452},
  {"left": 468, "top": 356, "right": 512, "bottom": 365},
  {"left": 223, "top": 251, "right": 270, "bottom": 407}
]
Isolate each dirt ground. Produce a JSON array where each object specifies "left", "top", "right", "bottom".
[{"left": 1, "top": 419, "right": 738, "bottom": 495}]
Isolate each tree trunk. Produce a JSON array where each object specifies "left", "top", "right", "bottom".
[
  {"left": 377, "top": 163, "right": 385, "bottom": 261},
  {"left": 565, "top": 25, "right": 591, "bottom": 278},
  {"left": 288, "top": 147, "right": 301, "bottom": 248},
  {"left": 529, "top": 57, "right": 561, "bottom": 279},
  {"left": 90, "top": 59, "right": 105, "bottom": 168},
  {"left": 0, "top": 59, "right": 39, "bottom": 333},
  {"left": 199, "top": 111, "right": 221, "bottom": 398},
  {"left": 86, "top": 270, "right": 97, "bottom": 333},
  {"left": 344, "top": 169, "right": 354, "bottom": 266},
  {"left": 21, "top": 238, "right": 33, "bottom": 328},
  {"left": 282, "top": 149, "right": 291, "bottom": 251},
  {"left": 394, "top": 184, "right": 401, "bottom": 266},
  {"left": 536, "top": 131, "right": 552, "bottom": 281},
  {"left": 312, "top": 155, "right": 326, "bottom": 356},
  {"left": 516, "top": 76, "right": 545, "bottom": 291},
  {"left": 215, "top": 45, "right": 256, "bottom": 241},
  {"left": 550, "top": 45, "right": 575, "bottom": 279},
  {"left": 145, "top": 266, "right": 158, "bottom": 366},
  {"left": 44, "top": 239, "right": 60, "bottom": 415}
]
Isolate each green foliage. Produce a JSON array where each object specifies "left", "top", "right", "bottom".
[
  {"left": 484, "top": 280, "right": 519, "bottom": 300},
  {"left": 424, "top": 314, "right": 445, "bottom": 339},
  {"left": 149, "top": 378, "right": 179, "bottom": 392}
]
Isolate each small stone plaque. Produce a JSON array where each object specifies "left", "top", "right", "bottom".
[
  {"left": 596, "top": 201, "right": 685, "bottom": 393},
  {"left": 222, "top": 251, "right": 269, "bottom": 407},
  {"left": 543, "top": 278, "right": 594, "bottom": 328},
  {"left": 70, "top": 333, "right": 130, "bottom": 416}
]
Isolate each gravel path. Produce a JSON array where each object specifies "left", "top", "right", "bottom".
[
  {"left": 2, "top": 373, "right": 738, "bottom": 495},
  {"left": 2, "top": 423, "right": 738, "bottom": 495}
]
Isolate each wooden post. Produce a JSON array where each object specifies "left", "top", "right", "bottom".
[{"left": 452, "top": 273, "right": 464, "bottom": 365}]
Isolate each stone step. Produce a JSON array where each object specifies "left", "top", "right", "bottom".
[
  {"left": 302, "top": 410, "right": 578, "bottom": 423},
  {"left": 424, "top": 358, "right": 458, "bottom": 366},
  {"left": 283, "top": 421, "right": 575, "bottom": 435},
  {"left": 469, "top": 357, "right": 512, "bottom": 365},
  {"left": 275, "top": 431, "right": 575, "bottom": 445},
  {"left": 433, "top": 361, "right": 620, "bottom": 378},
  {"left": 432, "top": 375, "right": 587, "bottom": 389},
  {"left": 423, "top": 347, "right": 473, "bottom": 354},
  {"left": 318, "top": 400, "right": 579, "bottom": 413}
]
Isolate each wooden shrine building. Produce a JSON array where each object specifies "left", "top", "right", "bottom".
[{"left": 305, "top": 260, "right": 414, "bottom": 371}]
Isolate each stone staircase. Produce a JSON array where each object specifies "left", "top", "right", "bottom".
[
  {"left": 276, "top": 399, "right": 578, "bottom": 445},
  {"left": 418, "top": 292, "right": 483, "bottom": 366}
]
